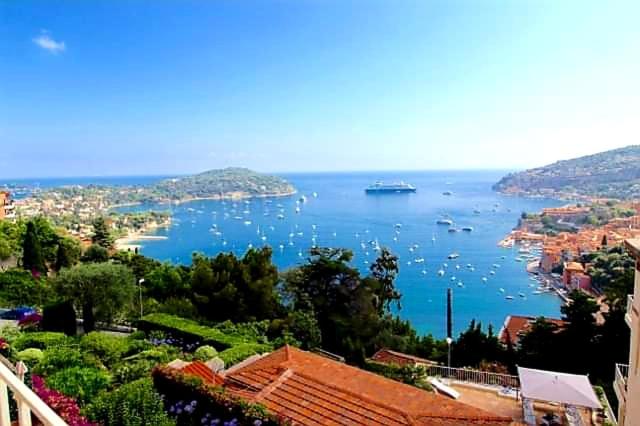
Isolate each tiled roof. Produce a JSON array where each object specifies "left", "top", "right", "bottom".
[
  {"left": 498, "top": 316, "right": 566, "bottom": 346},
  {"left": 370, "top": 348, "right": 437, "bottom": 367},
  {"left": 223, "top": 346, "right": 513, "bottom": 425},
  {"left": 180, "top": 360, "right": 225, "bottom": 385}
]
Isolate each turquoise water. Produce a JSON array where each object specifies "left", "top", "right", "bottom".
[{"left": 112, "top": 170, "right": 564, "bottom": 337}]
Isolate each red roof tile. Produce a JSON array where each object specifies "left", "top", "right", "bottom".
[
  {"left": 180, "top": 361, "right": 225, "bottom": 385},
  {"left": 224, "top": 346, "right": 512, "bottom": 425},
  {"left": 498, "top": 315, "right": 566, "bottom": 346}
]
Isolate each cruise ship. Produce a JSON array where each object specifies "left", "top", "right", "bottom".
[{"left": 365, "top": 182, "right": 416, "bottom": 194}]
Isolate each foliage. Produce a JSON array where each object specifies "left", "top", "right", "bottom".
[
  {"left": 452, "top": 320, "right": 505, "bottom": 369},
  {"left": 13, "top": 331, "right": 72, "bottom": 351},
  {"left": 282, "top": 247, "right": 413, "bottom": 364},
  {"left": 583, "top": 245, "right": 634, "bottom": 310},
  {"left": 364, "top": 361, "right": 432, "bottom": 391},
  {"left": 194, "top": 345, "right": 218, "bottom": 361},
  {"left": 46, "top": 366, "right": 111, "bottom": 405},
  {"left": 91, "top": 217, "right": 113, "bottom": 249},
  {"left": 34, "top": 346, "right": 88, "bottom": 376},
  {"left": 53, "top": 262, "right": 135, "bottom": 332},
  {"left": 190, "top": 248, "right": 282, "bottom": 323},
  {"left": 0, "top": 268, "right": 52, "bottom": 307},
  {"left": 55, "top": 237, "right": 81, "bottom": 271},
  {"left": 16, "top": 348, "right": 44, "bottom": 365},
  {"left": 518, "top": 318, "right": 561, "bottom": 371},
  {"left": 218, "top": 343, "right": 271, "bottom": 367},
  {"left": 80, "top": 332, "right": 132, "bottom": 368},
  {"left": 86, "top": 378, "right": 175, "bottom": 426},
  {"left": 32, "top": 375, "right": 97, "bottom": 426},
  {"left": 152, "top": 366, "right": 281, "bottom": 426},
  {"left": 138, "top": 313, "right": 246, "bottom": 350},
  {"left": 42, "top": 301, "right": 77, "bottom": 335},
  {"left": 82, "top": 244, "right": 110, "bottom": 263},
  {"left": 22, "top": 221, "right": 47, "bottom": 274}
]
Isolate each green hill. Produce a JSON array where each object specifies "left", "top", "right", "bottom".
[
  {"left": 493, "top": 145, "right": 640, "bottom": 199},
  {"left": 150, "top": 167, "right": 296, "bottom": 201}
]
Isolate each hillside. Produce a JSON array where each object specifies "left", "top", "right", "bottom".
[
  {"left": 151, "top": 167, "right": 296, "bottom": 200},
  {"left": 493, "top": 145, "right": 640, "bottom": 199}
]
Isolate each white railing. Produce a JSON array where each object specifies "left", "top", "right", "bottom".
[
  {"left": 615, "top": 363, "right": 629, "bottom": 394},
  {"left": 426, "top": 365, "right": 520, "bottom": 388},
  {"left": 0, "top": 360, "right": 67, "bottom": 426}
]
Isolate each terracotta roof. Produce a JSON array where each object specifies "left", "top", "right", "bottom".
[
  {"left": 223, "top": 346, "right": 512, "bottom": 425},
  {"left": 564, "top": 262, "right": 584, "bottom": 272},
  {"left": 370, "top": 348, "right": 437, "bottom": 367},
  {"left": 499, "top": 316, "right": 566, "bottom": 346},
  {"left": 179, "top": 361, "right": 225, "bottom": 385}
]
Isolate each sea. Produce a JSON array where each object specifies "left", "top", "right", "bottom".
[{"left": 3, "top": 171, "right": 564, "bottom": 337}]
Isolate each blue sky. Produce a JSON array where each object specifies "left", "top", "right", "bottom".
[{"left": 1, "top": 1, "right": 638, "bottom": 178}]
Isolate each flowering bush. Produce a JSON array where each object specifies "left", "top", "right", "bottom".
[
  {"left": 18, "top": 313, "right": 43, "bottom": 330},
  {"left": 31, "top": 375, "right": 97, "bottom": 426},
  {"left": 0, "top": 337, "right": 9, "bottom": 356}
]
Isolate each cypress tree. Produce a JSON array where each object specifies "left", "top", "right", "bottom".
[
  {"left": 91, "top": 217, "right": 113, "bottom": 249},
  {"left": 55, "top": 241, "right": 72, "bottom": 271},
  {"left": 22, "top": 221, "right": 47, "bottom": 274}
]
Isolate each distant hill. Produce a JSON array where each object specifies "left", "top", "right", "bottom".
[
  {"left": 151, "top": 167, "right": 296, "bottom": 201},
  {"left": 493, "top": 145, "right": 640, "bottom": 199}
]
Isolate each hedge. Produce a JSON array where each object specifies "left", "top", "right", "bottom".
[
  {"left": 13, "top": 332, "right": 73, "bottom": 351},
  {"left": 137, "top": 314, "right": 247, "bottom": 350}
]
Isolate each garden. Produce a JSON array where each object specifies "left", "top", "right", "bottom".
[{"left": 0, "top": 312, "right": 277, "bottom": 426}]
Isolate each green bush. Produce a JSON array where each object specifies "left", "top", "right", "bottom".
[
  {"left": 194, "top": 345, "right": 218, "bottom": 361},
  {"left": 218, "top": 343, "right": 271, "bottom": 366},
  {"left": 86, "top": 378, "right": 175, "bottom": 426},
  {"left": 34, "top": 347, "right": 87, "bottom": 376},
  {"left": 46, "top": 367, "right": 110, "bottom": 405},
  {"left": 80, "top": 332, "right": 130, "bottom": 367},
  {"left": 16, "top": 348, "right": 44, "bottom": 365},
  {"left": 13, "top": 332, "right": 72, "bottom": 351},
  {"left": 138, "top": 313, "right": 246, "bottom": 350}
]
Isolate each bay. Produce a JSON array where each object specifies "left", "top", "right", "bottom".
[{"left": 113, "top": 170, "right": 564, "bottom": 337}]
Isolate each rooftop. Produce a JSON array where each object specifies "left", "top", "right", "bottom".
[
  {"left": 176, "top": 346, "right": 513, "bottom": 425},
  {"left": 498, "top": 316, "right": 566, "bottom": 346},
  {"left": 369, "top": 348, "right": 437, "bottom": 367}
]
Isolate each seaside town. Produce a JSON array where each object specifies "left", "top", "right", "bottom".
[{"left": 2, "top": 1, "right": 640, "bottom": 425}]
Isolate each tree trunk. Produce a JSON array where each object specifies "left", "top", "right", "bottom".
[{"left": 83, "top": 302, "right": 95, "bottom": 333}]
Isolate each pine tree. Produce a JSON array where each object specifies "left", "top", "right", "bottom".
[
  {"left": 91, "top": 217, "right": 113, "bottom": 249},
  {"left": 22, "top": 221, "right": 47, "bottom": 274}
]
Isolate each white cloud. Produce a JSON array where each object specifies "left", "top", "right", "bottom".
[{"left": 32, "top": 31, "right": 65, "bottom": 54}]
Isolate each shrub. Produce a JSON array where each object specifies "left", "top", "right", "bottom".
[
  {"left": 46, "top": 367, "right": 111, "bottom": 405},
  {"left": 35, "top": 347, "right": 87, "bottom": 376},
  {"left": 32, "top": 375, "right": 96, "bottom": 426},
  {"left": 137, "top": 314, "right": 245, "bottom": 350},
  {"left": 218, "top": 343, "right": 271, "bottom": 366},
  {"left": 16, "top": 348, "right": 44, "bottom": 365},
  {"left": 194, "top": 345, "right": 218, "bottom": 361},
  {"left": 13, "top": 331, "right": 72, "bottom": 351},
  {"left": 86, "top": 378, "right": 175, "bottom": 426},
  {"left": 80, "top": 332, "right": 129, "bottom": 367},
  {"left": 41, "top": 301, "right": 77, "bottom": 336}
]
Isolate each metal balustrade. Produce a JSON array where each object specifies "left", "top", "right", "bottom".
[
  {"left": 426, "top": 365, "right": 520, "bottom": 388},
  {"left": 0, "top": 359, "right": 67, "bottom": 426}
]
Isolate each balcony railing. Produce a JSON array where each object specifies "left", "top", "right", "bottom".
[
  {"left": 0, "top": 359, "right": 67, "bottom": 426},
  {"left": 426, "top": 365, "right": 520, "bottom": 389},
  {"left": 614, "top": 363, "right": 629, "bottom": 406}
]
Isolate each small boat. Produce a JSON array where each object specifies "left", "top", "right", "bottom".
[
  {"left": 447, "top": 253, "right": 460, "bottom": 259},
  {"left": 436, "top": 219, "right": 454, "bottom": 225},
  {"left": 482, "top": 277, "right": 488, "bottom": 283},
  {"left": 437, "top": 269, "right": 445, "bottom": 276},
  {"left": 499, "top": 288, "right": 505, "bottom": 293},
  {"left": 312, "top": 192, "right": 318, "bottom": 198},
  {"left": 448, "top": 228, "right": 459, "bottom": 233},
  {"left": 489, "top": 271, "right": 495, "bottom": 275},
  {"left": 442, "top": 191, "right": 453, "bottom": 196},
  {"left": 473, "top": 209, "right": 481, "bottom": 215},
  {"left": 461, "top": 226, "right": 474, "bottom": 232},
  {"left": 505, "top": 296, "right": 514, "bottom": 300},
  {"left": 277, "top": 214, "right": 285, "bottom": 220},
  {"left": 519, "top": 292, "right": 526, "bottom": 298},
  {"left": 299, "top": 195, "right": 307, "bottom": 203},
  {"left": 243, "top": 220, "right": 252, "bottom": 226}
]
